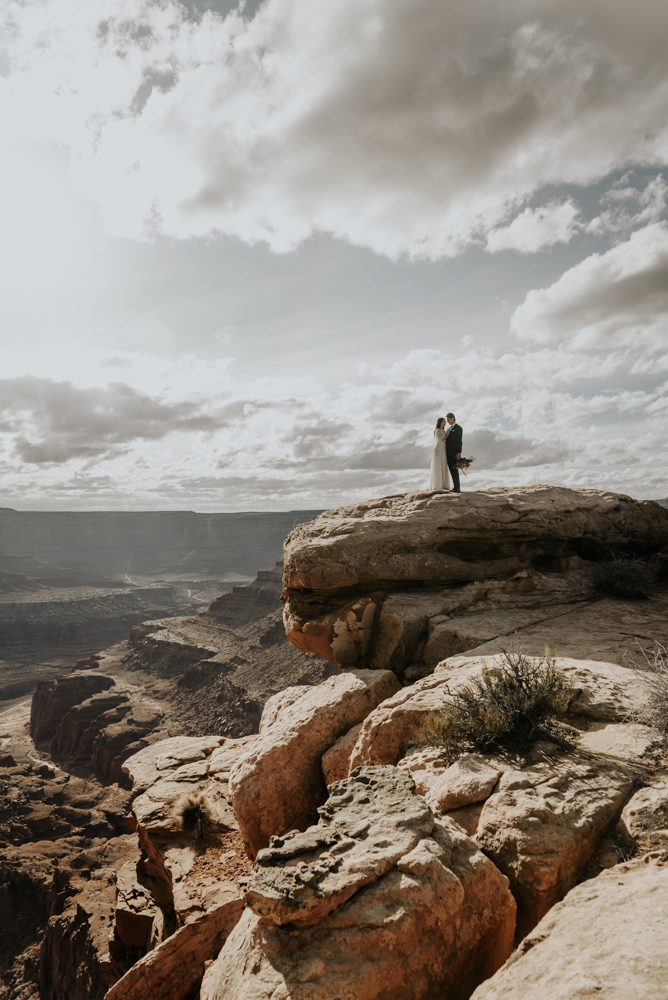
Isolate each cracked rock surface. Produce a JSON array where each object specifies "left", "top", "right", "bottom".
[
  {"left": 229, "top": 670, "right": 400, "bottom": 858},
  {"left": 470, "top": 853, "right": 668, "bottom": 1000},
  {"left": 202, "top": 766, "right": 516, "bottom": 1000}
]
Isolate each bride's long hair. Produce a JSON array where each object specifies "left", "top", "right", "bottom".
[{"left": 435, "top": 417, "right": 446, "bottom": 431}]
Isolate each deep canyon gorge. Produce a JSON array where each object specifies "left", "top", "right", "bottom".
[{"left": 2, "top": 488, "right": 668, "bottom": 1000}]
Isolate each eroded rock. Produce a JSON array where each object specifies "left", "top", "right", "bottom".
[
  {"left": 229, "top": 669, "right": 400, "bottom": 858},
  {"left": 349, "top": 654, "right": 654, "bottom": 773},
  {"left": 428, "top": 755, "right": 504, "bottom": 813},
  {"left": 202, "top": 766, "right": 516, "bottom": 1000},
  {"left": 470, "top": 853, "right": 668, "bottom": 1000},
  {"left": 122, "top": 735, "right": 253, "bottom": 925},
  {"left": 247, "top": 767, "right": 433, "bottom": 926},
  {"left": 31, "top": 671, "right": 115, "bottom": 743},
  {"left": 616, "top": 772, "right": 668, "bottom": 853},
  {"left": 321, "top": 722, "right": 363, "bottom": 786},
  {"left": 283, "top": 487, "right": 668, "bottom": 666},
  {"left": 104, "top": 891, "right": 244, "bottom": 1000},
  {"left": 475, "top": 758, "right": 635, "bottom": 936},
  {"left": 113, "top": 856, "right": 156, "bottom": 950}
]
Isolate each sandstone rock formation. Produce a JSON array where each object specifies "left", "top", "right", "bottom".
[
  {"left": 31, "top": 671, "right": 116, "bottom": 743},
  {"left": 201, "top": 767, "right": 516, "bottom": 1000},
  {"left": 282, "top": 487, "right": 668, "bottom": 668},
  {"left": 348, "top": 654, "right": 653, "bottom": 772},
  {"left": 475, "top": 759, "right": 635, "bottom": 936},
  {"left": 321, "top": 721, "right": 363, "bottom": 786},
  {"left": 424, "top": 754, "right": 504, "bottom": 813},
  {"left": 229, "top": 669, "right": 400, "bottom": 857},
  {"left": 122, "top": 735, "right": 251, "bottom": 923},
  {"left": 105, "top": 890, "right": 244, "bottom": 1000},
  {"left": 73, "top": 733, "right": 261, "bottom": 1000},
  {"left": 616, "top": 771, "right": 668, "bottom": 853},
  {"left": 470, "top": 853, "right": 668, "bottom": 1000},
  {"left": 30, "top": 670, "right": 166, "bottom": 785},
  {"left": 7, "top": 486, "right": 668, "bottom": 1000},
  {"left": 127, "top": 602, "right": 338, "bottom": 739},
  {"left": 331, "top": 652, "right": 656, "bottom": 936}
]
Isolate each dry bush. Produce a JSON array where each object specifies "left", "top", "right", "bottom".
[
  {"left": 174, "top": 791, "right": 212, "bottom": 843},
  {"left": 592, "top": 554, "right": 654, "bottom": 600},
  {"left": 629, "top": 643, "right": 668, "bottom": 755},
  {"left": 418, "top": 650, "right": 571, "bottom": 756}
]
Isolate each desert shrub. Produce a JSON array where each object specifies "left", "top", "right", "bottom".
[
  {"left": 592, "top": 554, "right": 654, "bottom": 600},
  {"left": 630, "top": 643, "right": 668, "bottom": 744},
  {"left": 418, "top": 650, "right": 571, "bottom": 756},
  {"left": 174, "top": 791, "right": 211, "bottom": 843}
]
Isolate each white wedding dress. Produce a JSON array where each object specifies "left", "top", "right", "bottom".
[{"left": 429, "top": 428, "right": 451, "bottom": 490}]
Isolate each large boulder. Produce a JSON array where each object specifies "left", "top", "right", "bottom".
[
  {"left": 201, "top": 767, "right": 516, "bottom": 1000},
  {"left": 475, "top": 758, "right": 635, "bottom": 937},
  {"left": 283, "top": 487, "right": 668, "bottom": 666},
  {"left": 229, "top": 669, "right": 400, "bottom": 858},
  {"left": 470, "top": 853, "right": 668, "bottom": 1000},
  {"left": 348, "top": 670, "right": 462, "bottom": 770},
  {"left": 616, "top": 771, "right": 668, "bottom": 853}
]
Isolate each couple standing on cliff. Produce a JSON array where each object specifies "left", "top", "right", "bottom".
[{"left": 429, "top": 413, "right": 463, "bottom": 493}]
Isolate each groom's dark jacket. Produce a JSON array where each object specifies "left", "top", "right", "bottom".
[{"left": 446, "top": 423, "right": 462, "bottom": 459}]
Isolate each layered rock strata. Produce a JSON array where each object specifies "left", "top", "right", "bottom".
[
  {"left": 282, "top": 487, "right": 668, "bottom": 669},
  {"left": 31, "top": 671, "right": 165, "bottom": 784},
  {"left": 97, "top": 734, "right": 259, "bottom": 999}
]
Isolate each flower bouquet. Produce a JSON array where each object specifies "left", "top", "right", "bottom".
[{"left": 455, "top": 456, "right": 474, "bottom": 476}]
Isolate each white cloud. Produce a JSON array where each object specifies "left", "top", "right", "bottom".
[
  {"left": 0, "top": 375, "right": 231, "bottom": 463},
  {"left": 0, "top": 340, "right": 666, "bottom": 508},
  {"left": 4, "top": 0, "right": 668, "bottom": 257},
  {"left": 587, "top": 174, "right": 668, "bottom": 237},
  {"left": 511, "top": 223, "right": 668, "bottom": 345},
  {"left": 486, "top": 201, "right": 580, "bottom": 253},
  {"left": 2, "top": 1, "right": 668, "bottom": 508}
]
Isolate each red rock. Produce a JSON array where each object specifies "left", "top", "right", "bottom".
[
  {"left": 104, "top": 891, "right": 244, "bottom": 1000},
  {"left": 31, "top": 671, "right": 115, "bottom": 743}
]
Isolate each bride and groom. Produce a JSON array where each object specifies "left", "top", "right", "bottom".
[{"left": 429, "top": 413, "right": 463, "bottom": 493}]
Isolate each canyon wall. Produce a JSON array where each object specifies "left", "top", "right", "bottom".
[
  {"left": 0, "top": 509, "right": 322, "bottom": 579},
  {"left": 5, "top": 487, "right": 668, "bottom": 1000}
]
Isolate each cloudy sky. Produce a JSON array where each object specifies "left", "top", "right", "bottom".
[{"left": 1, "top": 0, "right": 667, "bottom": 511}]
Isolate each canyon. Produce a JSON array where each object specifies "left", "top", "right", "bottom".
[
  {"left": 0, "top": 510, "right": 321, "bottom": 701},
  {"left": 2, "top": 486, "right": 668, "bottom": 1000}
]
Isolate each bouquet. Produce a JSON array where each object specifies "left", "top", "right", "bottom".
[{"left": 455, "top": 456, "right": 474, "bottom": 476}]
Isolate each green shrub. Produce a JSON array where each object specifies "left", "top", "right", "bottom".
[
  {"left": 174, "top": 791, "right": 211, "bottom": 843},
  {"left": 592, "top": 554, "right": 653, "bottom": 600},
  {"left": 418, "top": 650, "right": 571, "bottom": 756}
]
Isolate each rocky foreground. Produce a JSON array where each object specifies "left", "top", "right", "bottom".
[{"left": 2, "top": 486, "right": 668, "bottom": 1000}]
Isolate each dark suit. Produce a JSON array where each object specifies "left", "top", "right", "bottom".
[{"left": 446, "top": 423, "right": 463, "bottom": 492}]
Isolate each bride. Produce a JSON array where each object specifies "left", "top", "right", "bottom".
[{"left": 429, "top": 417, "right": 451, "bottom": 490}]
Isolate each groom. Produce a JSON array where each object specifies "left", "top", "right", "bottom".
[{"left": 446, "top": 412, "right": 462, "bottom": 493}]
